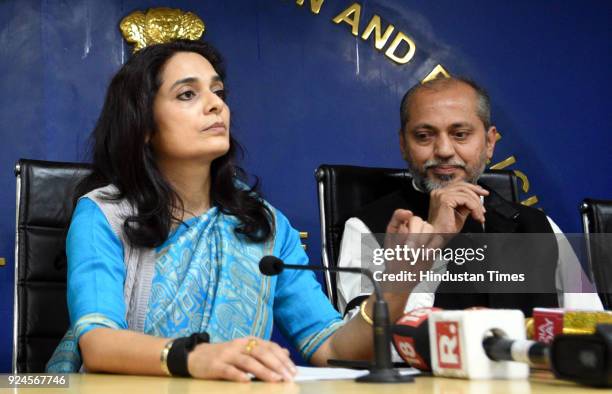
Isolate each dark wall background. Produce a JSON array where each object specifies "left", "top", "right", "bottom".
[{"left": 1, "top": 0, "right": 610, "bottom": 371}]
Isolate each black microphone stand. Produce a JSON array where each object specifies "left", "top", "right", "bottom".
[{"left": 264, "top": 258, "right": 414, "bottom": 383}]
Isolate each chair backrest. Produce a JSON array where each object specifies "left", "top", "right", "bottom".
[
  {"left": 13, "top": 159, "right": 91, "bottom": 372},
  {"left": 315, "top": 164, "right": 520, "bottom": 309},
  {"left": 580, "top": 198, "right": 612, "bottom": 309}
]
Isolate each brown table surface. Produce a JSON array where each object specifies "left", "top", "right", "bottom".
[{"left": 3, "top": 370, "right": 606, "bottom": 394}]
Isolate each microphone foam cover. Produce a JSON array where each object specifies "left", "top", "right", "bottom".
[
  {"left": 392, "top": 307, "right": 441, "bottom": 371},
  {"left": 259, "top": 255, "right": 284, "bottom": 276}
]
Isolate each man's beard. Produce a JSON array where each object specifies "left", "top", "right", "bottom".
[{"left": 407, "top": 150, "right": 488, "bottom": 192}]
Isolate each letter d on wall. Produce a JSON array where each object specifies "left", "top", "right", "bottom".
[{"left": 385, "top": 31, "right": 416, "bottom": 64}]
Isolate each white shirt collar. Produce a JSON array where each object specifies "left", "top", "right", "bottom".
[{"left": 411, "top": 178, "right": 427, "bottom": 194}]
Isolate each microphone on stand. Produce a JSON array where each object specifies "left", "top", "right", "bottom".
[
  {"left": 392, "top": 308, "right": 548, "bottom": 373},
  {"left": 550, "top": 324, "right": 612, "bottom": 387},
  {"left": 392, "top": 308, "right": 612, "bottom": 387},
  {"left": 259, "top": 255, "right": 414, "bottom": 383}
]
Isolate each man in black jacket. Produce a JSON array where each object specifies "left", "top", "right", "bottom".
[{"left": 337, "top": 77, "right": 602, "bottom": 317}]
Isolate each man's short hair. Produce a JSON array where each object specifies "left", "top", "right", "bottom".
[{"left": 399, "top": 77, "right": 492, "bottom": 132}]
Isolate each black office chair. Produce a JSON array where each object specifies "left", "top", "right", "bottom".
[
  {"left": 315, "top": 164, "right": 520, "bottom": 310},
  {"left": 13, "top": 159, "right": 91, "bottom": 372},
  {"left": 580, "top": 199, "right": 612, "bottom": 309}
]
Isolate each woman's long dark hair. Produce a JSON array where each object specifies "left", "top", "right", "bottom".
[{"left": 76, "top": 39, "right": 272, "bottom": 247}]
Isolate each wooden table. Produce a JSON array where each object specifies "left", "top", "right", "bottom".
[{"left": 3, "top": 371, "right": 602, "bottom": 394}]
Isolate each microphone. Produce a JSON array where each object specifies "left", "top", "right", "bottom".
[
  {"left": 392, "top": 307, "right": 441, "bottom": 371},
  {"left": 259, "top": 256, "right": 284, "bottom": 276},
  {"left": 393, "top": 309, "right": 612, "bottom": 386},
  {"left": 258, "top": 255, "right": 414, "bottom": 383},
  {"left": 259, "top": 255, "right": 375, "bottom": 293},
  {"left": 482, "top": 334, "right": 549, "bottom": 368},
  {"left": 394, "top": 309, "right": 530, "bottom": 379},
  {"left": 393, "top": 310, "right": 548, "bottom": 371},
  {"left": 477, "top": 323, "right": 612, "bottom": 386},
  {"left": 551, "top": 324, "right": 612, "bottom": 387},
  {"left": 532, "top": 308, "right": 612, "bottom": 344}
]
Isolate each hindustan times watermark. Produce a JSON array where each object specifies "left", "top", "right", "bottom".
[
  {"left": 373, "top": 268, "right": 524, "bottom": 283},
  {"left": 354, "top": 233, "right": 608, "bottom": 294}
]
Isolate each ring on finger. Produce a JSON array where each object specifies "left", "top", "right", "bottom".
[{"left": 245, "top": 339, "right": 258, "bottom": 355}]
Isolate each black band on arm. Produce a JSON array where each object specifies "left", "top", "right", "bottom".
[{"left": 167, "top": 332, "right": 210, "bottom": 377}]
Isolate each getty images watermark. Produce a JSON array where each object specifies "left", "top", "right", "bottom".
[
  {"left": 359, "top": 233, "right": 605, "bottom": 294},
  {"left": 369, "top": 242, "right": 525, "bottom": 283},
  {"left": 372, "top": 245, "right": 525, "bottom": 282}
]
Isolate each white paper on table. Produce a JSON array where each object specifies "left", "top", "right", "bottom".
[{"left": 293, "top": 366, "right": 420, "bottom": 382}]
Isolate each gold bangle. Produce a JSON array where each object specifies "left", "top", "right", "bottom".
[
  {"left": 160, "top": 339, "right": 174, "bottom": 376},
  {"left": 359, "top": 299, "right": 373, "bottom": 325}
]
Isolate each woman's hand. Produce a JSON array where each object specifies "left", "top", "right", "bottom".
[{"left": 187, "top": 337, "right": 297, "bottom": 382}]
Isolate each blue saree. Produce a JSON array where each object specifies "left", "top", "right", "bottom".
[{"left": 47, "top": 190, "right": 343, "bottom": 372}]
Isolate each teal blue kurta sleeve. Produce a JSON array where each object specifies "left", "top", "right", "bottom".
[
  {"left": 271, "top": 209, "right": 344, "bottom": 362},
  {"left": 66, "top": 197, "right": 128, "bottom": 340}
]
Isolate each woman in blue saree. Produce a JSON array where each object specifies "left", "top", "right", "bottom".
[{"left": 47, "top": 39, "right": 433, "bottom": 382}]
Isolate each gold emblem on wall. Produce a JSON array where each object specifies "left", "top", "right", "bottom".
[{"left": 120, "top": 7, "right": 205, "bottom": 52}]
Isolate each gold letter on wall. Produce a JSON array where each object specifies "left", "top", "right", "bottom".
[
  {"left": 422, "top": 64, "right": 450, "bottom": 83},
  {"left": 384, "top": 31, "right": 416, "bottom": 64},
  {"left": 361, "top": 14, "right": 395, "bottom": 50},
  {"left": 295, "top": 0, "right": 325, "bottom": 15},
  {"left": 332, "top": 3, "right": 362, "bottom": 36}
]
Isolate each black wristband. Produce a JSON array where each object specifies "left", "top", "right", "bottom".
[{"left": 167, "top": 332, "right": 210, "bottom": 377}]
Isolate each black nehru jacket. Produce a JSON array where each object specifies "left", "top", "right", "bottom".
[{"left": 355, "top": 179, "right": 559, "bottom": 317}]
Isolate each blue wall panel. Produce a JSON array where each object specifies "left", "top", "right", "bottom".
[{"left": 0, "top": 0, "right": 610, "bottom": 371}]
